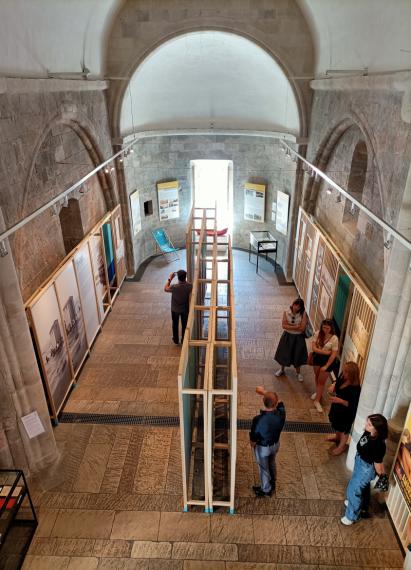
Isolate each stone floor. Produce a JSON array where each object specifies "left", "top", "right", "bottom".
[{"left": 23, "top": 251, "right": 403, "bottom": 569}]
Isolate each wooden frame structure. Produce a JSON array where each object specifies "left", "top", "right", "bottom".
[
  {"left": 178, "top": 207, "right": 238, "bottom": 514},
  {"left": 25, "top": 205, "right": 127, "bottom": 424},
  {"left": 293, "top": 207, "right": 378, "bottom": 381}
]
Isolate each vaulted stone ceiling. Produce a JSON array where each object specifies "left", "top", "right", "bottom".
[
  {"left": 1, "top": 0, "right": 410, "bottom": 78},
  {"left": 0, "top": 0, "right": 410, "bottom": 134}
]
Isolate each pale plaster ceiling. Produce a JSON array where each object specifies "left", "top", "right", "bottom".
[
  {"left": 297, "top": 0, "right": 411, "bottom": 76},
  {"left": 119, "top": 31, "right": 300, "bottom": 136},
  {"left": 0, "top": 0, "right": 119, "bottom": 77},
  {"left": 0, "top": 0, "right": 410, "bottom": 133},
  {"left": 0, "top": 0, "right": 409, "bottom": 79}
]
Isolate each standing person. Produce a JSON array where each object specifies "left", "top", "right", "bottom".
[
  {"left": 341, "top": 414, "right": 388, "bottom": 525},
  {"left": 308, "top": 319, "right": 339, "bottom": 412},
  {"left": 274, "top": 298, "right": 308, "bottom": 382},
  {"left": 327, "top": 361, "right": 361, "bottom": 456},
  {"left": 250, "top": 386, "right": 286, "bottom": 497},
  {"left": 164, "top": 269, "right": 192, "bottom": 345}
]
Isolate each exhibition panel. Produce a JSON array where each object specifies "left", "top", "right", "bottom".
[
  {"left": 293, "top": 208, "right": 377, "bottom": 381},
  {"left": 25, "top": 206, "right": 126, "bottom": 423}
]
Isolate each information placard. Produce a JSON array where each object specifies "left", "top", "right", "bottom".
[
  {"left": 276, "top": 191, "right": 290, "bottom": 235},
  {"left": 130, "top": 189, "right": 142, "bottom": 235},
  {"left": 157, "top": 181, "right": 180, "bottom": 221},
  {"left": 244, "top": 183, "right": 265, "bottom": 222}
]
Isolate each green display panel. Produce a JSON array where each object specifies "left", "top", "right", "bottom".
[{"left": 333, "top": 273, "right": 351, "bottom": 334}]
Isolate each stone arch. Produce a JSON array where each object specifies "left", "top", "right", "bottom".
[
  {"left": 342, "top": 140, "right": 368, "bottom": 228},
  {"left": 20, "top": 109, "right": 116, "bottom": 218},
  {"left": 110, "top": 27, "right": 308, "bottom": 140},
  {"left": 303, "top": 113, "right": 388, "bottom": 294},
  {"left": 12, "top": 109, "right": 117, "bottom": 300},
  {"left": 111, "top": 26, "right": 308, "bottom": 141},
  {"left": 303, "top": 112, "right": 385, "bottom": 220}
]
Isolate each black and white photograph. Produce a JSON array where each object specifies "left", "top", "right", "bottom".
[
  {"left": 30, "top": 284, "right": 72, "bottom": 412},
  {"left": 89, "top": 234, "right": 108, "bottom": 321},
  {"left": 74, "top": 244, "right": 100, "bottom": 346},
  {"left": 55, "top": 262, "right": 88, "bottom": 374}
]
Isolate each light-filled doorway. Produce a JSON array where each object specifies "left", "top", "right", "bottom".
[{"left": 191, "top": 160, "right": 233, "bottom": 232}]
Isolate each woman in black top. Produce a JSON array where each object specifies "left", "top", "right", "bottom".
[
  {"left": 327, "top": 362, "right": 361, "bottom": 456},
  {"left": 341, "top": 414, "right": 388, "bottom": 525}
]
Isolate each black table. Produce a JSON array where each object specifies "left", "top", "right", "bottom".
[{"left": 248, "top": 231, "right": 278, "bottom": 273}]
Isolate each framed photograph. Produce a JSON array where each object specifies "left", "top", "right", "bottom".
[
  {"left": 319, "top": 284, "right": 331, "bottom": 318},
  {"left": 55, "top": 262, "right": 88, "bottom": 375},
  {"left": 276, "top": 191, "right": 290, "bottom": 235},
  {"left": 111, "top": 209, "right": 127, "bottom": 285},
  {"left": 73, "top": 243, "right": 100, "bottom": 347},
  {"left": 393, "top": 403, "right": 411, "bottom": 510},
  {"left": 89, "top": 234, "right": 109, "bottom": 321},
  {"left": 351, "top": 315, "right": 369, "bottom": 357},
  {"left": 29, "top": 284, "right": 72, "bottom": 414},
  {"left": 130, "top": 189, "right": 142, "bottom": 236}
]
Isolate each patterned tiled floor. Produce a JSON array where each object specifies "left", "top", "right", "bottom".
[{"left": 24, "top": 251, "right": 403, "bottom": 569}]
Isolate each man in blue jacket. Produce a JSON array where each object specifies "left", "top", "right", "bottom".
[{"left": 250, "top": 387, "right": 286, "bottom": 497}]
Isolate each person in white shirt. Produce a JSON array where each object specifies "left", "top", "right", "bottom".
[
  {"left": 308, "top": 319, "right": 339, "bottom": 413},
  {"left": 274, "top": 298, "right": 308, "bottom": 382}
]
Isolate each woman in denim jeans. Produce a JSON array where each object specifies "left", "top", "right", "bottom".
[{"left": 341, "top": 414, "right": 388, "bottom": 525}]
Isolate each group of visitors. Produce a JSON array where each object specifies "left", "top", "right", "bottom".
[
  {"left": 250, "top": 296, "right": 389, "bottom": 527},
  {"left": 164, "top": 274, "right": 389, "bottom": 528}
]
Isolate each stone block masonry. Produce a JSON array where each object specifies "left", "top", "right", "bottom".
[
  {"left": 0, "top": 80, "right": 116, "bottom": 301},
  {"left": 122, "top": 134, "right": 297, "bottom": 275}
]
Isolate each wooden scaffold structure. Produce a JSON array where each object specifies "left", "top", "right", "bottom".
[{"left": 178, "top": 207, "right": 238, "bottom": 514}]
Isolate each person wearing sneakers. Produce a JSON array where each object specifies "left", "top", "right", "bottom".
[
  {"left": 274, "top": 298, "right": 308, "bottom": 382},
  {"left": 250, "top": 387, "right": 286, "bottom": 497},
  {"left": 164, "top": 269, "right": 192, "bottom": 345},
  {"left": 341, "top": 414, "right": 388, "bottom": 526},
  {"left": 326, "top": 362, "right": 361, "bottom": 456},
  {"left": 308, "top": 319, "right": 339, "bottom": 413}
]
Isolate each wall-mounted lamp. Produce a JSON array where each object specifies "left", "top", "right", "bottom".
[
  {"left": 384, "top": 235, "right": 394, "bottom": 249},
  {"left": 0, "top": 240, "right": 8, "bottom": 257},
  {"left": 309, "top": 169, "right": 315, "bottom": 178},
  {"left": 326, "top": 187, "right": 332, "bottom": 195}
]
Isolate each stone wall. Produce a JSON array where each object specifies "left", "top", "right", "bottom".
[
  {"left": 304, "top": 79, "right": 411, "bottom": 300},
  {"left": 0, "top": 80, "right": 116, "bottom": 301},
  {"left": 122, "top": 134, "right": 297, "bottom": 273}
]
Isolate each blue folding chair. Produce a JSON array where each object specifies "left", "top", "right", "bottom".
[{"left": 152, "top": 228, "right": 180, "bottom": 262}]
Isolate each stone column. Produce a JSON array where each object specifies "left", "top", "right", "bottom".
[
  {"left": 0, "top": 210, "right": 58, "bottom": 474},
  {"left": 347, "top": 162, "right": 411, "bottom": 469}
]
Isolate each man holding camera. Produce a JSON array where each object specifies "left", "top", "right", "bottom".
[{"left": 164, "top": 269, "right": 192, "bottom": 345}]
